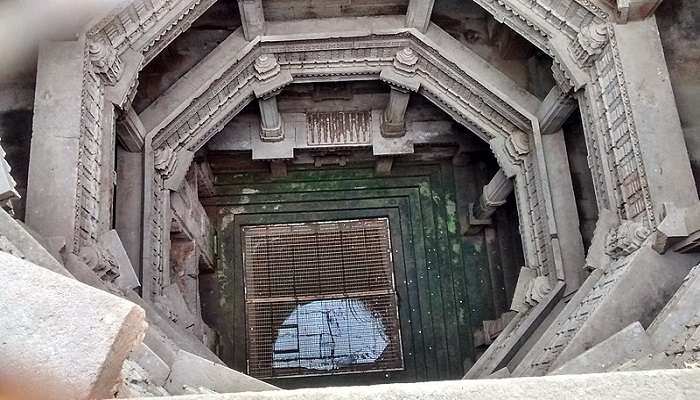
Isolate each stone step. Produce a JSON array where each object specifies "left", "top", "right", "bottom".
[
  {"left": 119, "top": 369, "right": 700, "bottom": 400},
  {"left": 164, "top": 350, "right": 278, "bottom": 395}
]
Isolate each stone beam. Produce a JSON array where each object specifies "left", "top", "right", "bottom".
[
  {"left": 115, "top": 147, "right": 145, "bottom": 275},
  {"left": 611, "top": 18, "right": 698, "bottom": 217},
  {"left": 238, "top": 0, "right": 266, "bottom": 41},
  {"left": 541, "top": 130, "right": 586, "bottom": 293},
  {"left": 140, "top": 17, "right": 540, "bottom": 145},
  {"left": 126, "top": 369, "right": 700, "bottom": 400},
  {"left": 26, "top": 41, "right": 86, "bottom": 253},
  {"left": 117, "top": 106, "right": 147, "bottom": 152},
  {"left": 465, "top": 169, "right": 513, "bottom": 233},
  {"left": 536, "top": 86, "right": 577, "bottom": 135},
  {"left": 406, "top": 0, "right": 435, "bottom": 33}
]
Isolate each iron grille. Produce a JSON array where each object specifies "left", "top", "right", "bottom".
[{"left": 242, "top": 218, "right": 404, "bottom": 379}]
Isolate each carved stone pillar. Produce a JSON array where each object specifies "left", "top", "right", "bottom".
[
  {"left": 406, "top": 0, "right": 435, "bottom": 33},
  {"left": 258, "top": 95, "right": 282, "bottom": 142},
  {"left": 537, "top": 85, "right": 577, "bottom": 135},
  {"left": 379, "top": 48, "right": 421, "bottom": 138},
  {"left": 253, "top": 54, "right": 292, "bottom": 143},
  {"left": 381, "top": 87, "right": 411, "bottom": 138},
  {"left": 238, "top": 0, "right": 265, "bottom": 40},
  {"left": 465, "top": 169, "right": 514, "bottom": 233}
]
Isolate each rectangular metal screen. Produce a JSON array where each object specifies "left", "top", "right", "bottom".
[{"left": 242, "top": 218, "right": 404, "bottom": 379}]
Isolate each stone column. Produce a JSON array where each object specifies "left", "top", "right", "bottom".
[
  {"left": 466, "top": 169, "right": 514, "bottom": 233},
  {"left": 238, "top": 0, "right": 265, "bottom": 40},
  {"left": 381, "top": 87, "right": 411, "bottom": 138},
  {"left": 115, "top": 146, "right": 144, "bottom": 274},
  {"left": 379, "top": 48, "right": 421, "bottom": 138},
  {"left": 537, "top": 85, "right": 577, "bottom": 135},
  {"left": 258, "top": 95, "right": 282, "bottom": 141},
  {"left": 253, "top": 54, "right": 292, "bottom": 143},
  {"left": 406, "top": 0, "right": 435, "bottom": 33},
  {"left": 541, "top": 130, "right": 586, "bottom": 294}
]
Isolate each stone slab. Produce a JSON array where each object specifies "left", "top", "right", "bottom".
[
  {"left": 0, "top": 251, "right": 146, "bottom": 400},
  {"left": 100, "top": 229, "right": 141, "bottom": 290},
  {"left": 125, "top": 369, "right": 700, "bottom": 400},
  {"left": 131, "top": 343, "right": 170, "bottom": 387},
  {"left": 165, "top": 350, "right": 278, "bottom": 395},
  {"left": 0, "top": 207, "right": 71, "bottom": 276},
  {"left": 550, "top": 322, "right": 654, "bottom": 375}
]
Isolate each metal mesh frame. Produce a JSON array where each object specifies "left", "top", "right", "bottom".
[{"left": 242, "top": 218, "right": 404, "bottom": 378}]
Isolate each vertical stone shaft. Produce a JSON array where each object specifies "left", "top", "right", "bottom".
[
  {"left": 238, "top": 0, "right": 265, "bottom": 40},
  {"left": 537, "top": 86, "right": 577, "bottom": 135},
  {"left": 381, "top": 87, "right": 411, "bottom": 137},
  {"left": 475, "top": 169, "right": 514, "bottom": 221},
  {"left": 26, "top": 41, "right": 86, "bottom": 252},
  {"left": 258, "top": 95, "right": 283, "bottom": 141},
  {"left": 406, "top": 0, "right": 435, "bottom": 32}
]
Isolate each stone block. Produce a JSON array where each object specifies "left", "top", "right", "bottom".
[
  {"left": 164, "top": 350, "right": 278, "bottom": 395},
  {"left": 0, "top": 207, "right": 71, "bottom": 277},
  {"left": 100, "top": 229, "right": 141, "bottom": 291},
  {"left": 124, "top": 369, "right": 700, "bottom": 400},
  {"left": 131, "top": 343, "right": 170, "bottom": 387},
  {"left": 550, "top": 322, "right": 655, "bottom": 375},
  {"left": 0, "top": 251, "right": 146, "bottom": 400},
  {"left": 614, "top": 352, "right": 673, "bottom": 372}
]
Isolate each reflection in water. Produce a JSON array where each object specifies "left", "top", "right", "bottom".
[{"left": 273, "top": 299, "right": 388, "bottom": 371}]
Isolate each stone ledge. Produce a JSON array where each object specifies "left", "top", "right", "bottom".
[{"left": 121, "top": 369, "right": 700, "bottom": 400}]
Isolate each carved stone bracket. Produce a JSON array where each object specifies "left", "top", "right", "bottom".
[
  {"left": 380, "top": 48, "right": 421, "bottom": 138},
  {"left": 490, "top": 130, "right": 530, "bottom": 178},
  {"left": 88, "top": 40, "right": 123, "bottom": 86},
  {"left": 605, "top": 219, "right": 651, "bottom": 259},
  {"left": 569, "top": 22, "right": 609, "bottom": 68}
]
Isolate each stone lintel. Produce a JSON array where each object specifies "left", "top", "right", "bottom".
[{"left": 406, "top": 0, "right": 435, "bottom": 33}]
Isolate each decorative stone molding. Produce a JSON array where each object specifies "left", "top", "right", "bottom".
[
  {"left": 78, "top": 244, "right": 121, "bottom": 285},
  {"left": 569, "top": 22, "right": 609, "bottom": 68},
  {"left": 154, "top": 147, "right": 177, "bottom": 179},
  {"left": 605, "top": 219, "right": 651, "bottom": 259},
  {"left": 88, "top": 40, "right": 123, "bottom": 86}
]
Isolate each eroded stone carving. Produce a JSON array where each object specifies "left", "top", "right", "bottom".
[
  {"left": 88, "top": 40, "right": 123, "bottom": 86},
  {"left": 605, "top": 220, "right": 651, "bottom": 259},
  {"left": 79, "top": 244, "right": 121, "bottom": 285},
  {"left": 569, "top": 22, "right": 609, "bottom": 68}
]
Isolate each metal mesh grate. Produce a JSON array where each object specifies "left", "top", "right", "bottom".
[{"left": 242, "top": 218, "right": 403, "bottom": 378}]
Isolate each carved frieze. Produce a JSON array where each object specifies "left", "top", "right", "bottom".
[{"left": 78, "top": 244, "right": 121, "bottom": 285}]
